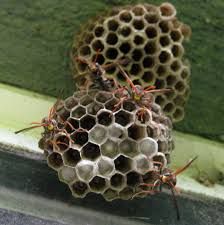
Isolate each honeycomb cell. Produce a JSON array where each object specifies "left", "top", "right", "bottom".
[
  {"left": 106, "top": 48, "right": 118, "bottom": 60},
  {"left": 80, "top": 115, "right": 96, "bottom": 130},
  {"left": 145, "top": 26, "right": 157, "bottom": 39},
  {"left": 130, "top": 63, "right": 141, "bottom": 76},
  {"left": 159, "top": 20, "right": 170, "bottom": 33},
  {"left": 159, "top": 2, "right": 176, "bottom": 20},
  {"left": 167, "top": 75, "right": 177, "bottom": 86},
  {"left": 64, "top": 118, "right": 79, "bottom": 133},
  {"left": 101, "top": 139, "right": 119, "bottom": 158},
  {"left": 133, "top": 19, "right": 144, "bottom": 30},
  {"left": 98, "top": 157, "right": 114, "bottom": 176},
  {"left": 47, "top": 152, "right": 63, "bottom": 170},
  {"left": 153, "top": 153, "right": 167, "bottom": 168},
  {"left": 142, "top": 70, "right": 155, "bottom": 83},
  {"left": 56, "top": 108, "right": 70, "bottom": 122},
  {"left": 80, "top": 95, "right": 93, "bottom": 106},
  {"left": 54, "top": 134, "right": 70, "bottom": 152},
  {"left": 110, "top": 173, "right": 125, "bottom": 189},
  {"left": 146, "top": 125, "right": 159, "bottom": 139},
  {"left": 134, "top": 35, "right": 144, "bottom": 46},
  {"left": 87, "top": 102, "right": 103, "bottom": 115},
  {"left": 70, "top": 181, "right": 89, "bottom": 197},
  {"left": 89, "top": 176, "right": 107, "bottom": 192},
  {"left": 159, "top": 50, "right": 171, "bottom": 64},
  {"left": 58, "top": 166, "right": 77, "bottom": 183},
  {"left": 163, "top": 103, "right": 175, "bottom": 114},
  {"left": 172, "top": 44, "right": 184, "bottom": 57},
  {"left": 144, "top": 13, "right": 159, "bottom": 24},
  {"left": 138, "top": 138, "right": 158, "bottom": 157},
  {"left": 170, "top": 30, "right": 182, "bottom": 42},
  {"left": 119, "top": 11, "right": 132, "bottom": 23},
  {"left": 122, "top": 100, "right": 136, "bottom": 112},
  {"left": 105, "top": 98, "right": 119, "bottom": 111},
  {"left": 119, "top": 26, "right": 132, "bottom": 37},
  {"left": 173, "top": 107, "right": 184, "bottom": 121},
  {"left": 107, "top": 19, "right": 119, "bottom": 31},
  {"left": 119, "top": 187, "right": 134, "bottom": 200},
  {"left": 157, "top": 140, "right": 168, "bottom": 153},
  {"left": 134, "top": 154, "right": 151, "bottom": 174},
  {"left": 89, "top": 125, "right": 107, "bottom": 144},
  {"left": 95, "top": 92, "right": 113, "bottom": 103},
  {"left": 64, "top": 97, "right": 78, "bottom": 110},
  {"left": 114, "top": 155, "right": 132, "bottom": 173},
  {"left": 82, "top": 142, "right": 101, "bottom": 160},
  {"left": 132, "top": 5, "right": 145, "bottom": 16},
  {"left": 94, "top": 26, "right": 105, "bottom": 37},
  {"left": 106, "top": 32, "right": 118, "bottom": 45},
  {"left": 132, "top": 49, "right": 143, "bottom": 62},
  {"left": 97, "top": 110, "right": 113, "bottom": 126},
  {"left": 92, "top": 39, "right": 104, "bottom": 51},
  {"left": 115, "top": 110, "right": 132, "bottom": 126},
  {"left": 119, "top": 139, "right": 138, "bottom": 157},
  {"left": 160, "top": 35, "right": 170, "bottom": 47},
  {"left": 71, "top": 106, "right": 86, "bottom": 119},
  {"left": 79, "top": 45, "right": 91, "bottom": 57},
  {"left": 103, "top": 188, "right": 118, "bottom": 201},
  {"left": 119, "top": 42, "right": 131, "bottom": 54},
  {"left": 63, "top": 148, "right": 81, "bottom": 167},
  {"left": 76, "top": 160, "right": 95, "bottom": 181},
  {"left": 175, "top": 80, "right": 185, "bottom": 93},
  {"left": 108, "top": 124, "right": 125, "bottom": 139},
  {"left": 144, "top": 41, "right": 157, "bottom": 54},
  {"left": 128, "top": 124, "right": 146, "bottom": 140},
  {"left": 71, "top": 130, "right": 88, "bottom": 146},
  {"left": 143, "top": 56, "right": 155, "bottom": 68},
  {"left": 127, "top": 171, "right": 141, "bottom": 187}
]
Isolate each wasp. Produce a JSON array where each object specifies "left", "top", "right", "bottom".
[{"left": 134, "top": 156, "right": 198, "bottom": 220}]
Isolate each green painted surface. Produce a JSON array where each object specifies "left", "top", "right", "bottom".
[{"left": 0, "top": 0, "right": 223, "bottom": 141}]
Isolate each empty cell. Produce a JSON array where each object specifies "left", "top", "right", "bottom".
[
  {"left": 119, "top": 11, "right": 132, "bottom": 23},
  {"left": 106, "top": 48, "right": 118, "bottom": 60},
  {"left": 180, "top": 24, "right": 192, "bottom": 40},
  {"left": 119, "top": 139, "right": 139, "bottom": 157},
  {"left": 181, "top": 68, "right": 190, "bottom": 79},
  {"left": 159, "top": 51, "right": 171, "bottom": 63},
  {"left": 130, "top": 63, "right": 141, "bottom": 76},
  {"left": 155, "top": 79, "right": 165, "bottom": 89},
  {"left": 142, "top": 70, "right": 154, "bottom": 83},
  {"left": 110, "top": 173, "right": 125, "bottom": 189},
  {"left": 171, "top": 44, "right": 184, "bottom": 57},
  {"left": 175, "top": 81, "right": 185, "bottom": 93},
  {"left": 138, "top": 137, "right": 158, "bottom": 157},
  {"left": 58, "top": 166, "right": 77, "bottom": 183},
  {"left": 119, "top": 187, "right": 134, "bottom": 200},
  {"left": 71, "top": 130, "right": 88, "bottom": 146},
  {"left": 159, "top": 3, "right": 176, "bottom": 19},
  {"left": 108, "top": 124, "right": 125, "bottom": 139},
  {"left": 123, "top": 100, "right": 136, "bottom": 112},
  {"left": 170, "top": 30, "right": 182, "bottom": 42},
  {"left": 119, "top": 42, "right": 131, "bottom": 54},
  {"left": 133, "top": 79, "right": 143, "bottom": 86},
  {"left": 147, "top": 125, "right": 159, "bottom": 138},
  {"left": 97, "top": 111, "right": 113, "bottom": 126},
  {"left": 163, "top": 103, "right": 175, "bottom": 114},
  {"left": 89, "top": 176, "right": 106, "bottom": 192},
  {"left": 101, "top": 139, "right": 119, "bottom": 158},
  {"left": 105, "top": 98, "right": 119, "bottom": 111},
  {"left": 145, "top": 26, "right": 157, "bottom": 39},
  {"left": 127, "top": 171, "right": 141, "bottom": 187},
  {"left": 80, "top": 115, "right": 96, "bottom": 130},
  {"left": 79, "top": 45, "right": 91, "bottom": 56},
  {"left": 167, "top": 75, "right": 177, "bottom": 86},
  {"left": 133, "top": 19, "right": 144, "bottom": 30},
  {"left": 153, "top": 153, "right": 167, "bottom": 168},
  {"left": 54, "top": 134, "right": 70, "bottom": 152},
  {"left": 136, "top": 109, "right": 151, "bottom": 123},
  {"left": 155, "top": 95, "right": 166, "bottom": 106},
  {"left": 71, "top": 181, "right": 89, "bottom": 197},
  {"left": 106, "top": 32, "right": 118, "bottom": 45},
  {"left": 128, "top": 124, "right": 146, "bottom": 140},
  {"left": 84, "top": 33, "right": 94, "bottom": 44},
  {"left": 107, "top": 19, "right": 119, "bottom": 31},
  {"left": 63, "top": 148, "right": 81, "bottom": 166},
  {"left": 144, "top": 41, "right": 157, "bottom": 54},
  {"left": 80, "top": 95, "right": 93, "bottom": 106},
  {"left": 119, "top": 26, "right": 132, "bottom": 37},
  {"left": 157, "top": 140, "right": 168, "bottom": 153},
  {"left": 87, "top": 102, "right": 103, "bottom": 115},
  {"left": 98, "top": 157, "right": 114, "bottom": 176},
  {"left": 96, "top": 91, "right": 113, "bottom": 103},
  {"left": 134, "top": 35, "right": 144, "bottom": 45},
  {"left": 115, "top": 110, "right": 132, "bottom": 126},
  {"left": 94, "top": 26, "right": 104, "bottom": 37},
  {"left": 132, "top": 49, "right": 143, "bottom": 61},
  {"left": 64, "top": 97, "right": 78, "bottom": 110},
  {"left": 143, "top": 56, "right": 154, "bottom": 68},
  {"left": 64, "top": 118, "right": 79, "bottom": 133},
  {"left": 144, "top": 13, "right": 159, "bottom": 24},
  {"left": 174, "top": 96, "right": 185, "bottom": 106},
  {"left": 171, "top": 60, "right": 181, "bottom": 72},
  {"left": 173, "top": 108, "right": 184, "bottom": 121},
  {"left": 71, "top": 106, "right": 86, "bottom": 119},
  {"left": 156, "top": 65, "right": 167, "bottom": 77},
  {"left": 82, "top": 142, "right": 101, "bottom": 160},
  {"left": 132, "top": 6, "right": 145, "bottom": 16},
  {"left": 47, "top": 152, "right": 63, "bottom": 170},
  {"left": 89, "top": 125, "right": 107, "bottom": 144},
  {"left": 159, "top": 21, "right": 170, "bottom": 33},
  {"left": 114, "top": 155, "right": 132, "bottom": 173},
  {"left": 103, "top": 188, "right": 118, "bottom": 201},
  {"left": 135, "top": 154, "right": 150, "bottom": 174},
  {"left": 76, "top": 160, "right": 95, "bottom": 181},
  {"left": 92, "top": 39, "right": 104, "bottom": 51},
  {"left": 91, "top": 53, "right": 105, "bottom": 65},
  {"left": 160, "top": 35, "right": 170, "bottom": 47}
]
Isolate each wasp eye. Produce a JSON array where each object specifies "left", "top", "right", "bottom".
[{"left": 47, "top": 124, "right": 54, "bottom": 131}]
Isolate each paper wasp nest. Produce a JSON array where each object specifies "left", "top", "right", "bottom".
[
  {"left": 71, "top": 3, "right": 191, "bottom": 122},
  {"left": 39, "top": 90, "right": 174, "bottom": 201}
]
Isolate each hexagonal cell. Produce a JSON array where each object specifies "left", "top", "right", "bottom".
[
  {"left": 53, "top": 134, "right": 70, "bottom": 152},
  {"left": 134, "top": 154, "right": 151, "bottom": 174},
  {"left": 128, "top": 124, "right": 146, "bottom": 140},
  {"left": 80, "top": 115, "right": 96, "bottom": 130},
  {"left": 138, "top": 138, "right": 158, "bottom": 157},
  {"left": 89, "top": 125, "right": 107, "bottom": 144},
  {"left": 110, "top": 173, "right": 125, "bottom": 189},
  {"left": 97, "top": 110, "right": 113, "bottom": 126},
  {"left": 47, "top": 152, "right": 63, "bottom": 170},
  {"left": 64, "top": 97, "right": 78, "bottom": 110},
  {"left": 80, "top": 95, "right": 94, "bottom": 106},
  {"left": 71, "top": 106, "right": 86, "bottom": 119},
  {"left": 107, "top": 19, "right": 119, "bottom": 31},
  {"left": 108, "top": 124, "right": 125, "bottom": 140},
  {"left": 144, "top": 41, "right": 157, "bottom": 54},
  {"left": 122, "top": 100, "right": 136, "bottom": 112},
  {"left": 105, "top": 98, "right": 119, "bottom": 111},
  {"left": 71, "top": 130, "right": 88, "bottom": 146},
  {"left": 145, "top": 26, "right": 158, "bottom": 39},
  {"left": 170, "top": 30, "right": 182, "bottom": 42},
  {"left": 106, "top": 32, "right": 118, "bottom": 45},
  {"left": 87, "top": 102, "right": 103, "bottom": 115},
  {"left": 114, "top": 155, "right": 132, "bottom": 173},
  {"left": 70, "top": 181, "right": 89, "bottom": 197},
  {"left": 159, "top": 2, "right": 176, "bottom": 20},
  {"left": 152, "top": 153, "right": 167, "bottom": 169},
  {"left": 101, "top": 139, "right": 119, "bottom": 158},
  {"left": 94, "top": 25, "right": 105, "bottom": 37},
  {"left": 76, "top": 160, "right": 95, "bottom": 181},
  {"left": 146, "top": 125, "right": 159, "bottom": 139},
  {"left": 159, "top": 50, "right": 171, "bottom": 64},
  {"left": 103, "top": 188, "right": 119, "bottom": 201},
  {"left": 98, "top": 157, "right": 114, "bottom": 176},
  {"left": 115, "top": 110, "right": 132, "bottom": 126},
  {"left": 89, "top": 176, "right": 107, "bottom": 192},
  {"left": 95, "top": 92, "right": 113, "bottom": 103},
  {"left": 119, "top": 187, "right": 134, "bottom": 200},
  {"left": 119, "top": 11, "right": 132, "bottom": 23},
  {"left": 73, "top": 91, "right": 87, "bottom": 99},
  {"left": 58, "top": 166, "right": 77, "bottom": 183},
  {"left": 92, "top": 39, "right": 104, "bottom": 51},
  {"left": 144, "top": 12, "right": 159, "bottom": 24},
  {"left": 119, "top": 139, "right": 139, "bottom": 157},
  {"left": 82, "top": 142, "right": 101, "bottom": 160},
  {"left": 63, "top": 148, "right": 81, "bottom": 167},
  {"left": 126, "top": 171, "right": 141, "bottom": 187},
  {"left": 64, "top": 118, "right": 79, "bottom": 133}
]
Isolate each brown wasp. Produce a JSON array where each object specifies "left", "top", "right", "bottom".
[
  {"left": 134, "top": 156, "right": 198, "bottom": 220},
  {"left": 75, "top": 49, "right": 130, "bottom": 91}
]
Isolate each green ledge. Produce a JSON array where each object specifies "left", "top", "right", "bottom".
[{"left": 0, "top": 82, "right": 223, "bottom": 194}]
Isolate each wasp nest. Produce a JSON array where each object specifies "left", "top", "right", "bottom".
[
  {"left": 71, "top": 3, "right": 191, "bottom": 122},
  {"left": 39, "top": 90, "right": 174, "bottom": 201}
]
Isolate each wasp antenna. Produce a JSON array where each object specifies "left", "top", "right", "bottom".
[
  {"left": 170, "top": 186, "right": 180, "bottom": 220},
  {"left": 15, "top": 125, "right": 44, "bottom": 134},
  {"left": 94, "top": 49, "right": 101, "bottom": 63}
]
